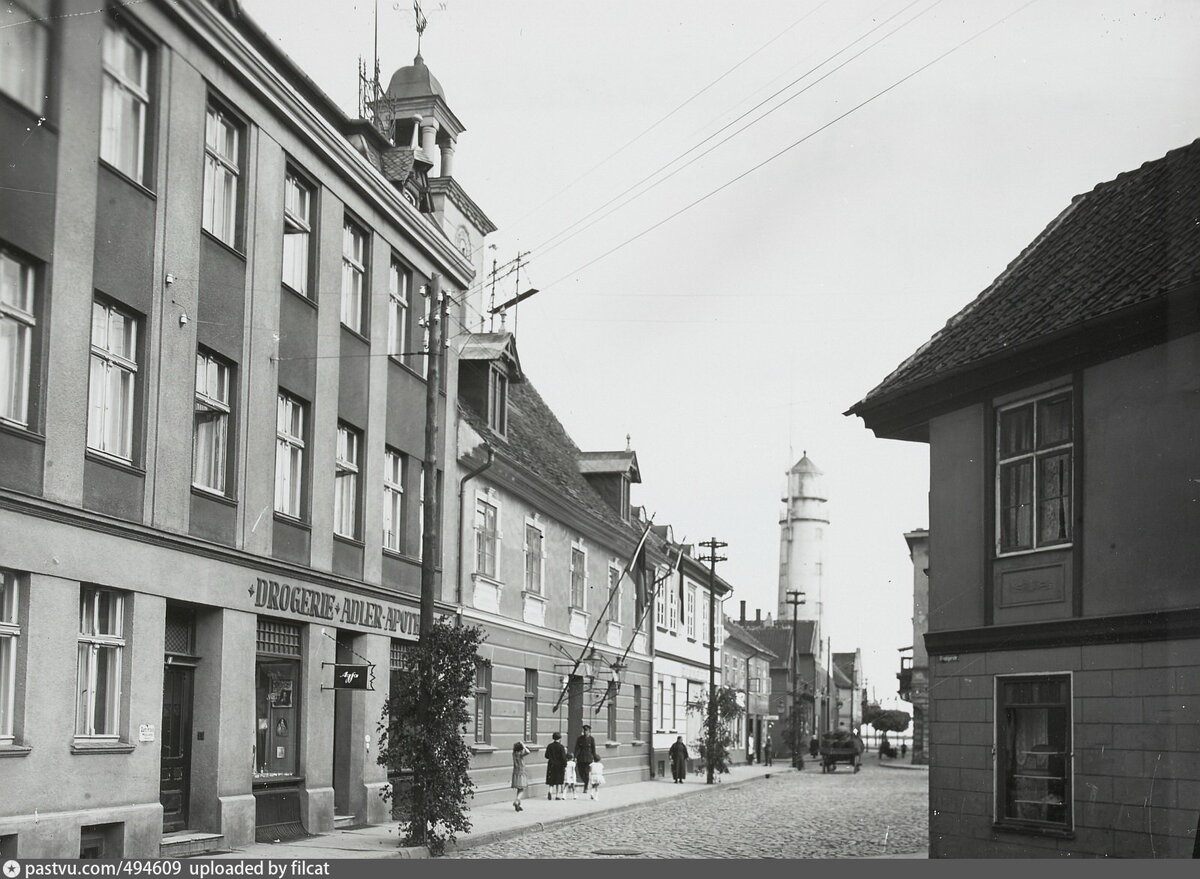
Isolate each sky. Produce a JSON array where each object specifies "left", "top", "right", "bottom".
[{"left": 242, "top": 0, "right": 1200, "bottom": 707}]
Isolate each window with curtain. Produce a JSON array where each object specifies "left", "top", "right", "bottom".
[
  {"left": 87, "top": 300, "right": 138, "bottom": 461},
  {"left": 383, "top": 448, "right": 406, "bottom": 553},
  {"left": 0, "top": 3, "right": 48, "bottom": 115},
  {"left": 334, "top": 424, "right": 361, "bottom": 539},
  {"left": 340, "top": 221, "right": 367, "bottom": 333},
  {"left": 100, "top": 22, "right": 150, "bottom": 182},
  {"left": 281, "top": 172, "right": 312, "bottom": 295},
  {"left": 202, "top": 104, "right": 241, "bottom": 246},
  {"left": 0, "top": 248, "right": 36, "bottom": 427},
  {"left": 192, "top": 350, "right": 231, "bottom": 494},
  {"left": 274, "top": 392, "right": 306, "bottom": 518},
  {"left": 996, "top": 675, "right": 1071, "bottom": 829},
  {"left": 76, "top": 587, "right": 125, "bottom": 738}
]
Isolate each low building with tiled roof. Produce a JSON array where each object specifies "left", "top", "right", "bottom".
[
  {"left": 449, "top": 332, "right": 656, "bottom": 803},
  {"left": 848, "top": 138, "right": 1200, "bottom": 859}
]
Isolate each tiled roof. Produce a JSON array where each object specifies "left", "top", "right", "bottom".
[
  {"left": 723, "top": 620, "right": 777, "bottom": 660},
  {"left": 459, "top": 378, "right": 637, "bottom": 539},
  {"left": 851, "top": 138, "right": 1200, "bottom": 410},
  {"left": 740, "top": 621, "right": 818, "bottom": 666},
  {"left": 833, "top": 652, "right": 857, "bottom": 688}
]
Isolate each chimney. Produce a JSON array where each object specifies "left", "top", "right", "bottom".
[
  {"left": 766, "top": 612, "right": 773, "bottom": 625},
  {"left": 740, "top": 600, "right": 746, "bottom": 623},
  {"left": 755, "top": 608, "right": 761, "bottom": 623}
]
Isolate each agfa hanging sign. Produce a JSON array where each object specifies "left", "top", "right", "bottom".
[{"left": 329, "top": 663, "right": 374, "bottom": 691}]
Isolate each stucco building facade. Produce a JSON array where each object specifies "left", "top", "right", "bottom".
[{"left": 0, "top": 0, "right": 489, "bottom": 857}]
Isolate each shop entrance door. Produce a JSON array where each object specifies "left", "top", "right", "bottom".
[
  {"left": 333, "top": 631, "right": 353, "bottom": 816},
  {"left": 161, "top": 665, "right": 194, "bottom": 832},
  {"left": 566, "top": 675, "right": 584, "bottom": 747}
]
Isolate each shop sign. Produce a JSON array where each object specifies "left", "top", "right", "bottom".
[
  {"left": 251, "top": 577, "right": 420, "bottom": 638},
  {"left": 330, "top": 664, "right": 373, "bottom": 690}
]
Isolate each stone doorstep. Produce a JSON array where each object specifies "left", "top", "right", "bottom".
[
  {"left": 419, "top": 768, "right": 798, "bottom": 859},
  {"left": 333, "top": 815, "right": 357, "bottom": 830},
  {"left": 160, "top": 832, "right": 229, "bottom": 858}
]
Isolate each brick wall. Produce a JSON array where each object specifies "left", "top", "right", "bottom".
[{"left": 928, "top": 638, "right": 1200, "bottom": 858}]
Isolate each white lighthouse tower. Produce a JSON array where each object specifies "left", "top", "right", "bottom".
[{"left": 778, "top": 452, "right": 828, "bottom": 646}]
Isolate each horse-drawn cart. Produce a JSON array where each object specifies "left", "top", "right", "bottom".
[{"left": 819, "top": 730, "right": 863, "bottom": 773}]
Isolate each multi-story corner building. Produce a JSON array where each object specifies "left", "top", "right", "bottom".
[
  {"left": 0, "top": 0, "right": 492, "bottom": 858},
  {"left": 849, "top": 138, "right": 1200, "bottom": 858},
  {"left": 832, "top": 650, "right": 863, "bottom": 731},
  {"left": 649, "top": 543, "right": 728, "bottom": 777},
  {"left": 449, "top": 333, "right": 654, "bottom": 803},
  {"left": 899, "top": 529, "right": 930, "bottom": 764},
  {"left": 724, "top": 613, "right": 777, "bottom": 764}
]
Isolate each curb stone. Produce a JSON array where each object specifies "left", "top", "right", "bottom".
[{"left": 388, "top": 767, "right": 798, "bottom": 858}]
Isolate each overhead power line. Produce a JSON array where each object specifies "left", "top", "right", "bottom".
[{"left": 537, "top": 0, "right": 1041, "bottom": 297}]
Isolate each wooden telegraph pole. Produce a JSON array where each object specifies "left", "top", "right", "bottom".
[
  {"left": 697, "top": 538, "right": 726, "bottom": 785},
  {"left": 785, "top": 590, "right": 806, "bottom": 768}
]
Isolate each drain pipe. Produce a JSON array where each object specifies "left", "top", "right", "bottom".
[{"left": 456, "top": 445, "right": 495, "bottom": 611}]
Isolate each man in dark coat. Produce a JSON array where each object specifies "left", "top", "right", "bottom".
[
  {"left": 544, "top": 731, "right": 568, "bottom": 800},
  {"left": 668, "top": 735, "right": 689, "bottom": 783},
  {"left": 574, "top": 724, "right": 598, "bottom": 790}
]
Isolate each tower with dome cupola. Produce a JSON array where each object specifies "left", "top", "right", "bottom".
[{"left": 777, "top": 453, "right": 828, "bottom": 647}]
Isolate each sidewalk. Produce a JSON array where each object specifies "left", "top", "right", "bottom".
[{"left": 209, "top": 762, "right": 794, "bottom": 860}]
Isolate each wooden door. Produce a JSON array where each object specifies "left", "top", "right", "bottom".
[{"left": 160, "top": 665, "right": 194, "bottom": 832}]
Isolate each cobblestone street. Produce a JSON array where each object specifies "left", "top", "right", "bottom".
[{"left": 452, "top": 763, "right": 927, "bottom": 858}]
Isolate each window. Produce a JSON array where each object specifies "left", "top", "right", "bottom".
[
  {"left": 657, "top": 679, "right": 665, "bottom": 727},
  {"left": 654, "top": 569, "right": 666, "bottom": 628},
  {"left": 619, "top": 478, "right": 630, "bottom": 522},
  {"left": 334, "top": 423, "right": 361, "bottom": 539},
  {"left": 668, "top": 577, "right": 678, "bottom": 631},
  {"left": 274, "top": 392, "right": 306, "bottom": 518},
  {"left": 997, "top": 391, "right": 1073, "bottom": 553},
  {"left": 686, "top": 586, "right": 696, "bottom": 639},
  {"left": 474, "top": 498, "right": 498, "bottom": 579},
  {"left": 76, "top": 587, "right": 124, "bottom": 738},
  {"left": 488, "top": 368, "right": 508, "bottom": 434},
  {"left": 0, "top": 571, "right": 20, "bottom": 743},
  {"left": 633, "top": 684, "right": 642, "bottom": 741},
  {"left": 418, "top": 284, "right": 431, "bottom": 377},
  {"left": 416, "top": 469, "right": 426, "bottom": 562},
  {"left": 606, "top": 682, "right": 617, "bottom": 741},
  {"left": 192, "top": 350, "right": 231, "bottom": 494},
  {"left": 670, "top": 682, "right": 677, "bottom": 728},
  {"left": 524, "top": 521, "right": 544, "bottom": 594},
  {"left": 387, "top": 259, "right": 409, "bottom": 357},
  {"left": 570, "top": 544, "right": 587, "bottom": 610},
  {"left": 996, "top": 674, "right": 1071, "bottom": 829},
  {"left": 100, "top": 22, "right": 150, "bottom": 182},
  {"left": 523, "top": 668, "right": 538, "bottom": 742},
  {"left": 281, "top": 172, "right": 312, "bottom": 295},
  {"left": 473, "top": 659, "right": 491, "bottom": 744},
  {"left": 606, "top": 565, "right": 621, "bottom": 624},
  {"left": 0, "top": 249, "right": 36, "bottom": 426},
  {"left": 202, "top": 104, "right": 241, "bottom": 247},
  {"left": 0, "top": 3, "right": 47, "bottom": 115},
  {"left": 87, "top": 299, "right": 138, "bottom": 461},
  {"left": 255, "top": 618, "right": 300, "bottom": 778},
  {"left": 340, "top": 220, "right": 367, "bottom": 333},
  {"left": 383, "top": 448, "right": 406, "bottom": 553}
]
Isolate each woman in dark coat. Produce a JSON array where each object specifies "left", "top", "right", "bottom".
[
  {"left": 668, "top": 735, "right": 689, "bottom": 783},
  {"left": 544, "top": 731, "right": 568, "bottom": 800}
]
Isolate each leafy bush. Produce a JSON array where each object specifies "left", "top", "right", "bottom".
[
  {"left": 686, "top": 686, "right": 745, "bottom": 776},
  {"left": 378, "top": 620, "right": 486, "bottom": 854}
]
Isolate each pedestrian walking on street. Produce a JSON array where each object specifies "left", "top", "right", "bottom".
[
  {"left": 574, "top": 723, "right": 598, "bottom": 791},
  {"left": 764, "top": 737, "right": 773, "bottom": 766},
  {"left": 564, "top": 757, "right": 579, "bottom": 799},
  {"left": 589, "top": 759, "right": 605, "bottom": 800},
  {"left": 511, "top": 741, "right": 530, "bottom": 811},
  {"left": 901, "top": 742, "right": 908, "bottom": 759},
  {"left": 544, "top": 731, "right": 567, "bottom": 800},
  {"left": 809, "top": 736, "right": 819, "bottom": 759},
  {"left": 669, "top": 735, "right": 689, "bottom": 783}
]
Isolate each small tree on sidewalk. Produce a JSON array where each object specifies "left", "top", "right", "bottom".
[
  {"left": 378, "top": 620, "right": 485, "bottom": 855},
  {"left": 686, "top": 686, "right": 745, "bottom": 776}
]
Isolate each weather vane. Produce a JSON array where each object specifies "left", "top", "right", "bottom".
[{"left": 413, "top": 0, "right": 428, "bottom": 54}]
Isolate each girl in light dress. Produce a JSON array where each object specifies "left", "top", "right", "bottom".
[
  {"left": 564, "top": 757, "right": 579, "bottom": 799},
  {"left": 511, "top": 741, "right": 530, "bottom": 811},
  {"left": 589, "top": 759, "right": 605, "bottom": 800}
]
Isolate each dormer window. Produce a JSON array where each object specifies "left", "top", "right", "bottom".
[{"left": 488, "top": 367, "right": 508, "bottom": 435}]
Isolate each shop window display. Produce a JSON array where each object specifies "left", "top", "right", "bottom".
[{"left": 255, "top": 619, "right": 301, "bottom": 778}]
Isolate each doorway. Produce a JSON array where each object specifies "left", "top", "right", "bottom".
[
  {"left": 566, "top": 675, "right": 584, "bottom": 747},
  {"left": 332, "top": 631, "right": 353, "bottom": 816},
  {"left": 160, "top": 664, "right": 194, "bottom": 832}
]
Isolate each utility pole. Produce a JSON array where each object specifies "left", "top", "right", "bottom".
[
  {"left": 697, "top": 538, "right": 726, "bottom": 785},
  {"left": 785, "top": 589, "right": 805, "bottom": 769},
  {"left": 412, "top": 274, "right": 445, "bottom": 845}
]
